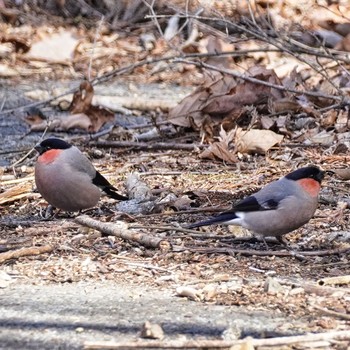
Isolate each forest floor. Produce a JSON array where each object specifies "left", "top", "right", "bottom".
[{"left": 1, "top": 1, "right": 350, "bottom": 349}]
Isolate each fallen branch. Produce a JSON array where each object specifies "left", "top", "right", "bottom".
[
  {"left": 89, "top": 140, "right": 206, "bottom": 151},
  {"left": 317, "top": 275, "right": 350, "bottom": 286},
  {"left": 75, "top": 215, "right": 170, "bottom": 250},
  {"left": 84, "top": 330, "right": 350, "bottom": 349},
  {"left": 174, "top": 246, "right": 350, "bottom": 258},
  {"left": 313, "top": 305, "right": 350, "bottom": 321},
  {"left": 0, "top": 245, "right": 53, "bottom": 263},
  {"left": 277, "top": 279, "right": 350, "bottom": 297}
]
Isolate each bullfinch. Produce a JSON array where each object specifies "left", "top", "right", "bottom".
[
  {"left": 34, "top": 138, "right": 128, "bottom": 212},
  {"left": 188, "top": 166, "right": 325, "bottom": 241}
]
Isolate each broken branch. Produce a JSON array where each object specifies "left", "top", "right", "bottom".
[
  {"left": 89, "top": 140, "right": 206, "bottom": 151},
  {"left": 75, "top": 215, "right": 170, "bottom": 250},
  {"left": 0, "top": 245, "right": 53, "bottom": 263}
]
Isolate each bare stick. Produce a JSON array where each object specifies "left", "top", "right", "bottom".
[
  {"left": 0, "top": 245, "right": 53, "bottom": 263},
  {"left": 313, "top": 305, "right": 350, "bottom": 321},
  {"left": 75, "top": 215, "right": 170, "bottom": 250},
  {"left": 11, "top": 124, "right": 49, "bottom": 167},
  {"left": 88, "top": 15, "right": 105, "bottom": 81},
  {"left": 317, "top": 275, "right": 350, "bottom": 286},
  {"left": 89, "top": 140, "right": 206, "bottom": 151},
  {"left": 84, "top": 330, "right": 350, "bottom": 349},
  {"left": 277, "top": 278, "right": 350, "bottom": 296}
]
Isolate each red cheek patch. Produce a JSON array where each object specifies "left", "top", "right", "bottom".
[
  {"left": 298, "top": 178, "right": 320, "bottom": 197},
  {"left": 39, "top": 149, "right": 62, "bottom": 164}
]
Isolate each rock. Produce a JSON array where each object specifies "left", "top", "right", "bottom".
[{"left": 140, "top": 321, "right": 164, "bottom": 339}]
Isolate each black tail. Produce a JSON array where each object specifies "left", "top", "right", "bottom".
[
  {"left": 103, "top": 186, "right": 128, "bottom": 201},
  {"left": 93, "top": 171, "right": 128, "bottom": 201},
  {"left": 187, "top": 212, "right": 238, "bottom": 229}
]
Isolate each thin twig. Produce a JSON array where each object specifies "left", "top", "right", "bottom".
[
  {"left": 141, "top": 0, "right": 163, "bottom": 37},
  {"left": 147, "top": 14, "right": 350, "bottom": 63},
  {"left": 11, "top": 124, "right": 49, "bottom": 167},
  {"left": 88, "top": 15, "right": 105, "bottom": 81},
  {"left": 175, "top": 58, "right": 343, "bottom": 101},
  {"left": 313, "top": 305, "right": 350, "bottom": 321}
]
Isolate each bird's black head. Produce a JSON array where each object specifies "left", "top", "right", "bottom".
[
  {"left": 34, "top": 138, "right": 71, "bottom": 155},
  {"left": 285, "top": 166, "right": 325, "bottom": 183}
]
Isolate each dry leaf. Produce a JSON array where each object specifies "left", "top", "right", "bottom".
[
  {"left": 68, "top": 81, "right": 114, "bottom": 132},
  {"left": 26, "top": 29, "right": 79, "bottom": 63},
  {"left": 332, "top": 168, "right": 350, "bottom": 180},
  {"left": 235, "top": 128, "right": 283, "bottom": 154},
  {"left": 335, "top": 33, "right": 350, "bottom": 51},
  {"left": 198, "top": 35, "right": 234, "bottom": 68},
  {"left": 168, "top": 72, "right": 236, "bottom": 128},
  {"left": 199, "top": 126, "right": 237, "bottom": 163},
  {"left": 334, "top": 110, "right": 350, "bottom": 132},
  {"left": 309, "top": 130, "right": 335, "bottom": 145},
  {"left": 269, "top": 97, "right": 301, "bottom": 114},
  {"left": 169, "top": 65, "right": 283, "bottom": 135},
  {"left": 60, "top": 113, "right": 92, "bottom": 131}
]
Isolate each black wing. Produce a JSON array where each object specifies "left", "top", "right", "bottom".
[
  {"left": 233, "top": 195, "right": 279, "bottom": 212},
  {"left": 93, "top": 171, "right": 128, "bottom": 200}
]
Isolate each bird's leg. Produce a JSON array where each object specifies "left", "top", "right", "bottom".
[
  {"left": 261, "top": 236, "right": 270, "bottom": 250},
  {"left": 81, "top": 207, "right": 104, "bottom": 216},
  {"left": 275, "top": 236, "right": 305, "bottom": 260},
  {"left": 275, "top": 235, "right": 289, "bottom": 247},
  {"left": 39, "top": 205, "right": 57, "bottom": 220}
]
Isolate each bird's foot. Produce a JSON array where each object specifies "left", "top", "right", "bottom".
[
  {"left": 39, "top": 205, "right": 57, "bottom": 220},
  {"left": 80, "top": 207, "right": 105, "bottom": 216},
  {"left": 274, "top": 237, "right": 306, "bottom": 260}
]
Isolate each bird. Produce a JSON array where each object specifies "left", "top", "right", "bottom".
[
  {"left": 187, "top": 166, "right": 325, "bottom": 242},
  {"left": 34, "top": 138, "right": 128, "bottom": 212}
]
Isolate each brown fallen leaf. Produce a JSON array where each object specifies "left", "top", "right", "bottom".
[
  {"left": 199, "top": 127, "right": 237, "bottom": 163},
  {"left": 168, "top": 71, "right": 237, "bottom": 128},
  {"left": 235, "top": 128, "right": 283, "bottom": 154},
  {"left": 309, "top": 130, "right": 335, "bottom": 146},
  {"left": 68, "top": 81, "right": 115, "bottom": 132},
  {"left": 335, "top": 33, "right": 350, "bottom": 51},
  {"left": 198, "top": 35, "right": 234, "bottom": 68},
  {"left": 168, "top": 65, "right": 284, "bottom": 134},
  {"left": 69, "top": 80, "right": 94, "bottom": 114},
  {"left": 26, "top": 29, "right": 79, "bottom": 63},
  {"left": 60, "top": 113, "right": 92, "bottom": 131},
  {"left": 269, "top": 97, "right": 301, "bottom": 114}
]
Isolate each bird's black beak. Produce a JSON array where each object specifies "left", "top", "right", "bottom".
[
  {"left": 318, "top": 170, "right": 326, "bottom": 182},
  {"left": 34, "top": 144, "right": 44, "bottom": 155}
]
